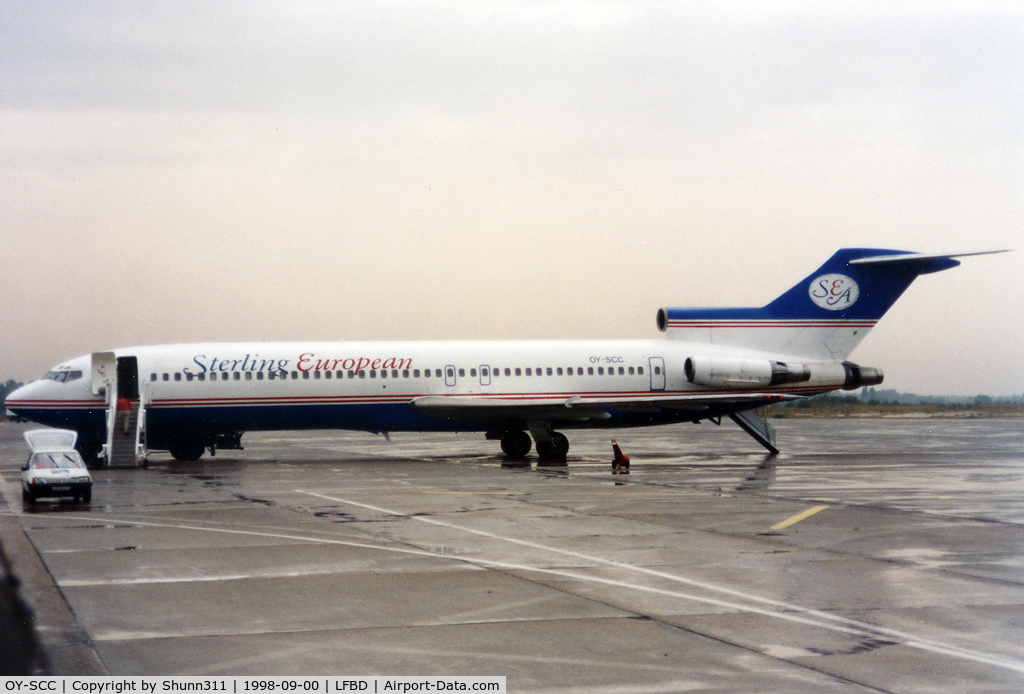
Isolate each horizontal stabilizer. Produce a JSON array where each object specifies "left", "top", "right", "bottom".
[{"left": 849, "top": 249, "right": 1010, "bottom": 269}]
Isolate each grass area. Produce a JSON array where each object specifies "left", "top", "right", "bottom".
[{"left": 774, "top": 400, "right": 1024, "bottom": 419}]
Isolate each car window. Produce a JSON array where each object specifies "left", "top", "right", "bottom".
[{"left": 31, "top": 453, "right": 85, "bottom": 469}]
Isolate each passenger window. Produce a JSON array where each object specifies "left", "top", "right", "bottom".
[
  {"left": 515, "top": 368, "right": 522, "bottom": 376},
  {"left": 403, "top": 370, "right": 409, "bottom": 378},
  {"left": 244, "top": 372, "right": 252, "bottom": 381},
  {"left": 638, "top": 367, "right": 644, "bottom": 375},
  {"left": 413, "top": 369, "right": 421, "bottom": 378},
  {"left": 546, "top": 368, "right": 553, "bottom": 376},
  {"left": 628, "top": 367, "right": 635, "bottom": 375},
  {"left": 458, "top": 368, "right": 465, "bottom": 377},
  {"left": 525, "top": 368, "right": 532, "bottom": 376},
  {"left": 588, "top": 367, "right": 594, "bottom": 376},
  {"left": 314, "top": 371, "right": 321, "bottom": 379},
  {"left": 619, "top": 367, "right": 625, "bottom": 375},
  {"left": 234, "top": 372, "right": 241, "bottom": 380},
  {"left": 325, "top": 371, "right": 331, "bottom": 379},
  {"left": 256, "top": 372, "right": 264, "bottom": 380},
  {"left": 470, "top": 368, "right": 477, "bottom": 377}
]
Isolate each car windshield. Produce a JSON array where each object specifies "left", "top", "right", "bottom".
[{"left": 31, "top": 453, "right": 85, "bottom": 469}]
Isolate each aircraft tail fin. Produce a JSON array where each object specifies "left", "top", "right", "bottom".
[{"left": 657, "top": 248, "right": 1006, "bottom": 360}]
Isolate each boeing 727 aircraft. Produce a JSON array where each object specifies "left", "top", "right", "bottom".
[{"left": 5, "top": 249, "right": 1001, "bottom": 466}]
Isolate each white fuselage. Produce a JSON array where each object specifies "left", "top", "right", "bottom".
[{"left": 6, "top": 338, "right": 840, "bottom": 458}]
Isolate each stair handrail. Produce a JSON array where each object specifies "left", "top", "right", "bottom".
[
  {"left": 102, "top": 382, "right": 116, "bottom": 467},
  {"left": 134, "top": 383, "right": 149, "bottom": 465}
]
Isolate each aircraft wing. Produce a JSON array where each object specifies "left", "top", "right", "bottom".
[{"left": 409, "top": 392, "right": 796, "bottom": 423}]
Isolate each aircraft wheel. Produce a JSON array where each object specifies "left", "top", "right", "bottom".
[
  {"left": 500, "top": 431, "right": 532, "bottom": 459},
  {"left": 169, "top": 441, "right": 206, "bottom": 461},
  {"left": 537, "top": 432, "right": 569, "bottom": 461}
]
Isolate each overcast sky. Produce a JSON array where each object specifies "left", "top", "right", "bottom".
[{"left": 2, "top": 1, "right": 1021, "bottom": 396}]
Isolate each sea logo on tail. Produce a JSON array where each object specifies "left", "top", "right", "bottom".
[{"left": 809, "top": 274, "right": 859, "bottom": 311}]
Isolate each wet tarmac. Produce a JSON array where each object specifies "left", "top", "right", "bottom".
[{"left": 1, "top": 418, "right": 1023, "bottom": 692}]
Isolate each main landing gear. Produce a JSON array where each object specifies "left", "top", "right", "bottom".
[
  {"left": 493, "top": 425, "right": 570, "bottom": 462},
  {"left": 498, "top": 430, "right": 532, "bottom": 459}
]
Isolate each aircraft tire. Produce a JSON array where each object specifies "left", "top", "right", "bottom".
[
  {"left": 537, "top": 432, "right": 569, "bottom": 461},
  {"left": 169, "top": 441, "right": 206, "bottom": 461},
  {"left": 500, "top": 431, "right": 532, "bottom": 459}
]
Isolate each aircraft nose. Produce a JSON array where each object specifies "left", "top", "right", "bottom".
[{"left": 4, "top": 380, "right": 43, "bottom": 416}]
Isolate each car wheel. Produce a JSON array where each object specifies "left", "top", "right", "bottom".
[{"left": 82, "top": 490, "right": 92, "bottom": 504}]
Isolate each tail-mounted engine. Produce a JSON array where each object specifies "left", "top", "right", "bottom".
[
  {"left": 684, "top": 356, "right": 883, "bottom": 391},
  {"left": 841, "top": 361, "right": 884, "bottom": 390},
  {"left": 684, "top": 356, "right": 811, "bottom": 389}
]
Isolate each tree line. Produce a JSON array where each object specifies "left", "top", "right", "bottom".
[{"left": 1, "top": 380, "right": 25, "bottom": 413}]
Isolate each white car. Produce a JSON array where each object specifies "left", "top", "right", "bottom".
[{"left": 20, "top": 429, "right": 92, "bottom": 505}]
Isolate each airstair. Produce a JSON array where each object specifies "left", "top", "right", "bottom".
[
  {"left": 93, "top": 351, "right": 149, "bottom": 468},
  {"left": 105, "top": 400, "right": 146, "bottom": 468}
]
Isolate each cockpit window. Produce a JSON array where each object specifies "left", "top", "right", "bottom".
[{"left": 43, "top": 370, "right": 83, "bottom": 383}]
